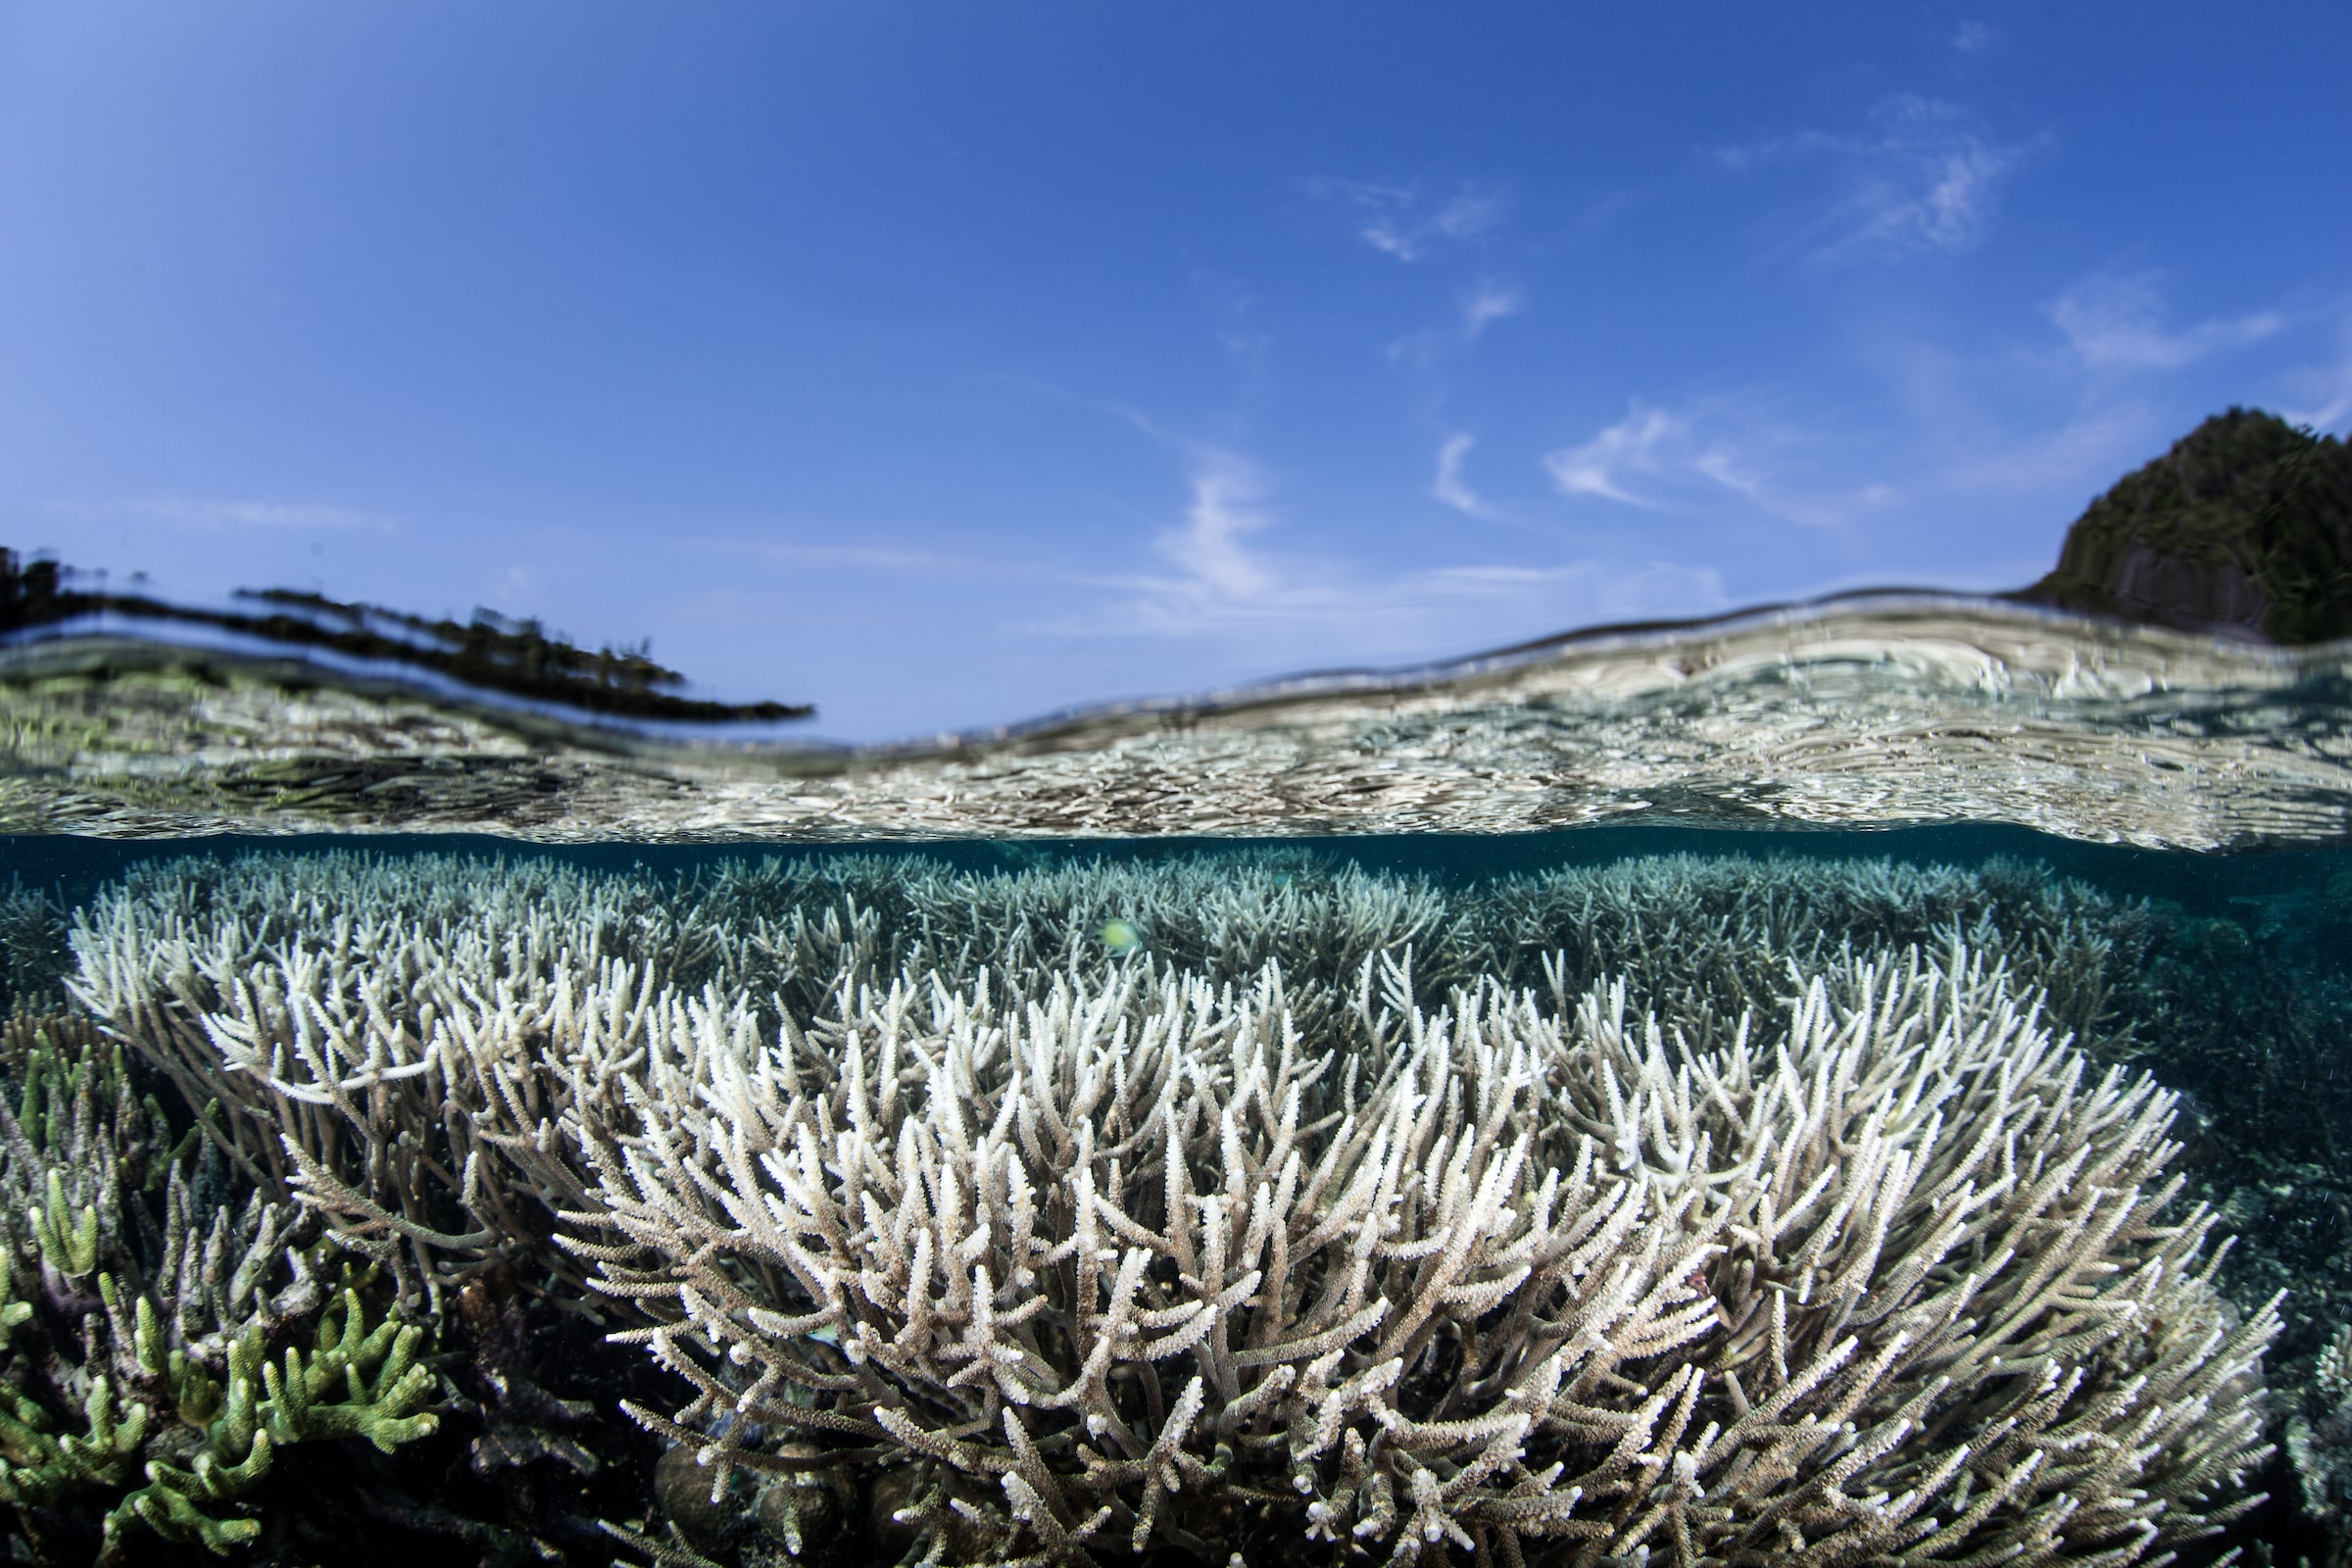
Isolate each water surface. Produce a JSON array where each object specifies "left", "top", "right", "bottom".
[{"left": 7, "top": 593, "right": 2351, "bottom": 848}]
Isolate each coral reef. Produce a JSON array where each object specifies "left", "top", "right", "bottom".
[
  {"left": 0, "top": 880, "right": 68, "bottom": 1019},
  {"left": 55, "top": 845, "right": 2324, "bottom": 1564},
  {"left": 65, "top": 853, "right": 728, "bottom": 1313},
  {"left": 0, "top": 1018, "right": 437, "bottom": 1560},
  {"left": 1466, "top": 853, "right": 2161, "bottom": 1058},
  {"left": 62, "top": 851, "right": 1477, "bottom": 1312},
  {"left": 566, "top": 941, "right": 2273, "bottom": 1567},
  {"left": 2291, "top": 1325, "right": 2352, "bottom": 1542}
]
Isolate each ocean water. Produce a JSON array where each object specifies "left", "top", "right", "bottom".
[{"left": 5, "top": 595, "right": 2352, "bottom": 1566}]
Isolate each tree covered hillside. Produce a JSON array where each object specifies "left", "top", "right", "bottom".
[{"left": 2019, "top": 408, "right": 2352, "bottom": 643}]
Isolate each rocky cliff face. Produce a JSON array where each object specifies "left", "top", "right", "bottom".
[{"left": 2019, "top": 408, "right": 2352, "bottom": 643}]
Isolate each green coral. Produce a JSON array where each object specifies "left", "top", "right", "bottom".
[
  {"left": 94, "top": 1289, "right": 439, "bottom": 1557},
  {"left": 0, "top": 1376, "right": 150, "bottom": 1507},
  {"left": 29, "top": 1168, "right": 98, "bottom": 1280},
  {"left": 0, "top": 1271, "right": 30, "bottom": 1349},
  {"left": 0, "top": 1025, "right": 443, "bottom": 1558},
  {"left": 257, "top": 1288, "right": 438, "bottom": 1452}
]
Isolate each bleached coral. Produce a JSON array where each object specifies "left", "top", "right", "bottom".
[
  {"left": 685, "top": 849, "right": 1476, "bottom": 1026},
  {"left": 65, "top": 853, "right": 733, "bottom": 1312},
  {"left": 2291, "top": 1324, "right": 2352, "bottom": 1535},
  {"left": 62, "top": 848, "right": 2276, "bottom": 1565},
  {"left": 1470, "top": 853, "right": 2156, "bottom": 1057},
  {"left": 64, "top": 851, "right": 1471, "bottom": 1310},
  {"left": 567, "top": 943, "right": 2273, "bottom": 1568}
]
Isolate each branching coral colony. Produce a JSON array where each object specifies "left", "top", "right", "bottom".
[
  {"left": 568, "top": 948, "right": 2273, "bottom": 1568},
  {"left": 60, "top": 850, "right": 2282, "bottom": 1567},
  {"left": 0, "top": 1016, "right": 437, "bottom": 1561}
]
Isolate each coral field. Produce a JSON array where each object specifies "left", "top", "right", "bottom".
[{"left": 10, "top": 847, "right": 2318, "bottom": 1567}]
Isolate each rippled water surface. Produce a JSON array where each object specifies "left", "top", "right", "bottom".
[{"left": 5, "top": 594, "right": 2351, "bottom": 847}]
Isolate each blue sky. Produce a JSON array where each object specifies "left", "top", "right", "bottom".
[{"left": 6, "top": 3, "right": 2350, "bottom": 741}]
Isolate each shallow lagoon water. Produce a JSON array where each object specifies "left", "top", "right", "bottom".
[
  {"left": 6, "top": 593, "right": 2352, "bottom": 846},
  {"left": 5, "top": 598, "right": 2352, "bottom": 1565}
]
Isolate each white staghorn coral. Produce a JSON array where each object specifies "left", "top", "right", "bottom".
[
  {"left": 568, "top": 944, "right": 2274, "bottom": 1568},
  {"left": 63, "top": 849, "right": 2275, "bottom": 1566},
  {"left": 2290, "top": 1325, "right": 2352, "bottom": 1534},
  {"left": 1472, "top": 852, "right": 2154, "bottom": 1056},
  {"left": 61, "top": 851, "right": 1467, "bottom": 1310},
  {"left": 63, "top": 854, "right": 727, "bottom": 1312}
]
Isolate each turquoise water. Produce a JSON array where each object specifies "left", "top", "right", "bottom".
[{"left": 6, "top": 600, "right": 2352, "bottom": 1565}]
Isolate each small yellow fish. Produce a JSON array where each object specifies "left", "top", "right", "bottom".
[{"left": 1101, "top": 918, "right": 1144, "bottom": 956}]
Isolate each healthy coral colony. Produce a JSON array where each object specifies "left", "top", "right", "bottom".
[
  {"left": 32, "top": 850, "right": 2290, "bottom": 1565},
  {"left": 0, "top": 1012, "right": 435, "bottom": 1561}
]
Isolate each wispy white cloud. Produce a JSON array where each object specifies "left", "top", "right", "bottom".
[
  {"left": 1544, "top": 406, "right": 1685, "bottom": 507},
  {"left": 1544, "top": 399, "right": 1894, "bottom": 527},
  {"left": 1857, "top": 273, "right": 2326, "bottom": 512},
  {"left": 2287, "top": 382, "right": 2352, "bottom": 436},
  {"left": 2278, "top": 312, "right": 2352, "bottom": 432},
  {"left": 1065, "top": 443, "right": 1723, "bottom": 653},
  {"left": 1460, "top": 282, "right": 1522, "bottom": 339},
  {"left": 1388, "top": 281, "right": 1527, "bottom": 368},
  {"left": 1430, "top": 433, "right": 1493, "bottom": 517},
  {"left": 1059, "top": 451, "right": 1291, "bottom": 637},
  {"left": 1935, "top": 402, "right": 2160, "bottom": 493},
  {"left": 1158, "top": 453, "right": 1281, "bottom": 607},
  {"left": 1952, "top": 21, "right": 1995, "bottom": 56},
  {"left": 1722, "top": 95, "right": 2028, "bottom": 262},
  {"left": 115, "top": 498, "right": 394, "bottom": 532},
  {"left": 2045, "top": 271, "right": 2282, "bottom": 372},
  {"left": 1302, "top": 176, "right": 1509, "bottom": 263},
  {"left": 1837, "top": 99, "right": 2015, "bottom": 255}
]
